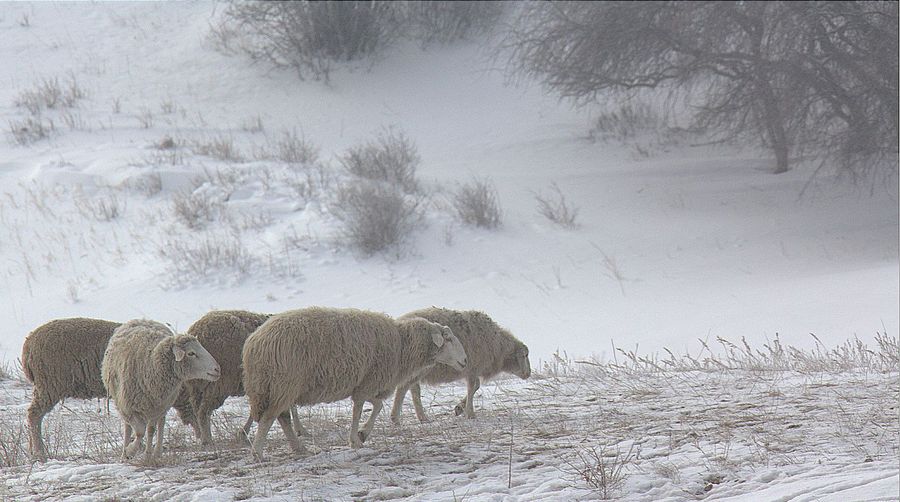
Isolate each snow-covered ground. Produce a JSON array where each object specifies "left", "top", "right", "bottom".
[
  {"left": 0, "top": 353, "right": 897, "bottom": 501},
  {"left": 0, "top": 2, "right": 897, "bottom": 500}
]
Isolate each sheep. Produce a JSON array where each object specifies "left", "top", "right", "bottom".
[
  {"left": 101, "top": 319, "right": 221, "bottom": 463},
  {"left": 21, "top": 317, "right": 121, "bottom": 461},
  {"left": 390, "top": 307, "right": 531, "bottom": 424},
  {"left": 171, "top": 310, "right": 309, "bottom": 445},
  {"left": 242, "top": 306, "right": 467, "bottom": 460}
]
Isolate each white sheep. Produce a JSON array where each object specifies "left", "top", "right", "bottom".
[
  {"left": 21, "top": 317, "right": 121, "bottom": 461},
  {"left": 390, "top": 307, "right": 530, "bottom": 423},
  {"left": 242, "top": 306, "right": 467, "bottom": 460},
  {"left": 101, "top": 319, "right": 221, "bottom": 463}
]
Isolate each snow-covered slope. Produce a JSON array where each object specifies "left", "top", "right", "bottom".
[
  {"left": 1, "top": 2, "right": 895, "bottom": 366},
  {"left": 0, "top": 3, "right": 896, "bottom": 500}
]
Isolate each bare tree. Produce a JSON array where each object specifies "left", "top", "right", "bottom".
[
  {"left": 785, "top": 2, "right": 898, "bottom": 181},
  {"left": 217, "top": 1, "right": 406, "bottom": 81},
  {"left": 503, "top": 1, "right": 898, "bottom": 177}
]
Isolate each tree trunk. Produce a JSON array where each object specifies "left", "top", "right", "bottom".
[
  {"left": 770, "top": 123, "right": 790, "bottom": 174},
  {"left": 757, "top": 79, "right": 791, "bottom": 174}
]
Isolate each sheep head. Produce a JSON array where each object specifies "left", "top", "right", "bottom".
[
  {"left": 172, "top": 335, "right": 221, "bottom": 382},
  {"left": 400, "top": 318, "right": 467, "bottom": 371},
  {"left": 504, "top": 339, "right": 531, "bottom": 379},
  {"left": 432, "top": 323, "right": 467, "bottom": 371}
]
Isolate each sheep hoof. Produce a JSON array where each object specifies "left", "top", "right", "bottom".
[
  {"left": 358, "top": 431, "right": 369, "bottom": 443},
  {"left": 454, "top": 405, "right": 464, "bottom": 416},
  {"left": 124, "top": 442, "right": 142, "bottom": 459}
]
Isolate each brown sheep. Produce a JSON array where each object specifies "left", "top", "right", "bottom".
[{"left": 21, "top": 317, "right": 121, "bottom": 461}]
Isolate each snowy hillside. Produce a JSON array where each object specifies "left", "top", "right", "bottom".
[{"left": 0, "top": 2, "right": 896, "bottom": 501}]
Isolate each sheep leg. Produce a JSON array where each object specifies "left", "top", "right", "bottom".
[
  {"left": 251, "top": 414, "right": 275, "bottom": 461},
  {"left": 238, "top": 415, "right": 253, "bottom": 442},
  {"left": 348, "top": 399, "right": 365, "bottom": 449},
  {"left": 358, "top": 399, "right": 383, "bottom": 443},
  {"left": 410, "top": 382, "right": 431, "bottom": 423},
  {"left": 26, "top": 395, "right": 53, "bottom": 461},
  {"left": 124, "top": 420, "right": 145, "bottom": 459},
  {"left": 454, "top": 376, "right": 480, "bottom": 419},
  {"left": 144, "top": 421, "right": 157, "bottom": 464},
  {"left": 122, "top": 422, "right": 134, "bottom": 450},
  {"left": 277, "top": 411, "right": 306, "bottom": 455},
  {"left": 198, "top": 394, "right": 227, "bottom": 446},
  {"left": 152, "top": 416, "right": 165, "bottom": 461},
  {"left": 290, "top": 405, "right": 310, "bottom": 437},
  {"left": 390, "top": 384, "right": 408, "bottom": 424},
  {"left": 465, "top": 377, "right": 481, "bottom": 418},
  {"left": 196, "top": 409, "right": 213, "bottom": 446},
  {"left": 239, "top": 415, "right": 253, "bottom": 441}
]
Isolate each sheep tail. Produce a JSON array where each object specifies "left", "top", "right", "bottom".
[
  {"left": 247, "top": 381, "right": 269, "bottom": 422},
  {"left": 22, "top": 358, "right": 34, "bottom": 384}
]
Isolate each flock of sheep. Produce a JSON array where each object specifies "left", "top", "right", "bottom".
[{"left": 21, "top": 306, "right": 531, "bottom": 463}]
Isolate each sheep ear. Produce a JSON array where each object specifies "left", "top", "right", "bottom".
[
  {"left": 431, "top": 331, "right": 444, "bottom": 348},
  {"left": 173, "top": 345, "right": 186, "bottom": 361}
]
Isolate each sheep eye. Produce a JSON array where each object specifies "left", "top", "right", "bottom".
[{"left": 188, "top": 351, "right": 196, "bottom": 357}]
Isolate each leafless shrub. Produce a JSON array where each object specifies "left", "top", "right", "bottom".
[
  {"left": 159, "top": 98, "right": 176, "bottom": 114},
  {"left": 0, "top": 360, "right": 24, "bottom": 383},
  {"left": 74, "top": 189, "right": 123, "bottom": 221},
  {"left": 407, "top": 1, "right": 505, "bottom": 46},
  {"left": 0, "top": 418, "right": 28, "bottom": 467},
  {"left": 203, "top": 166, "right": 243, "bottom": 190},
  {"left": 242, "top": 114, "right": 265, "bottom": 133},
  {"left": 257, "top": 128, "right": 319, "bottom": 165},
  {"left": 127, "top": 172, "right": 163, "bottom": 196},
  {"left": 561, "top": 443, "right": 636, "bottom": 499},
  {"left": 142, "top": 147, "right": 185, "bottom": 167},
  {"left": 332, "top": 180, "right": 424, "bottom": 256},
  {"left": 157, "top": 136, "right": 177, "bottom": 150},
  {"left": 172, "top": 189, "right": 223, "bottom": 229},
  {"left": 8, "top": 116, "right": 54, "bottom": 145},
  {"left": 158, "top": 232, "right": 253, "bottom": 285},
  {"left": 111, "top": 96, "right": 122, "bottom": 114},
  {"left": 534, "top": 182, "right": 579, "bottom": 229},
  {"left": 14, "top": 75, "right": 86, "bottom": 115},
  {"left": 207, "top": 15, "right": 242, "bottom": 54},
  {"left": 66, "top": 280, "right": 80, "bottom": 303},
  {"left": 589, "top": 244, "right": 628, "bottom": 296},
  {"left": 191, "top": 135, "right": 244, "bottom": 162},
  {"left": 227, "top": 210, "right": 274, "bottom": 232},
  {"left": 216, "top": 1, "right": 406, "bottom": 81},
  {"left": 60, "top": 110, "right": 88, "bottom": 131},
  {"left": 137, "top": 108, "right": 154, "bottom": 129},
  {"left": 453, "top": 177, "right": 502, "bottom": 229},
  {"left": 589, "top": 102, "right": 666, "bottom": 143},
  {"left": 340, "top": 128, "right": 421, "bottom": 193},
  {"left": 283, "top": 164, "right": 333, "bottom": 204}
]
